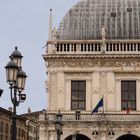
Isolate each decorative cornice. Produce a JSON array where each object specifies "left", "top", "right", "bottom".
[
  {"left": 64, "top": 70, "right": 93, "bottom": 73},
  {"left": 47, "top": 39, "right": 140, "bottom": 44},
  {"left": 43, "top": 54, "right": 140, "bottom": 59},
  {"left": 114, "top": 70, "right": 140, "bottom": 73}
]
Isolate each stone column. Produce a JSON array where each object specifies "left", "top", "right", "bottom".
[
  {"left": 100, "top": 122, "right": 107, "bottom": 140},
  {"left": 39, "top": 113, "right": 47, "bottom": 140},
  {"left": 39, "top": 124, "right": 47, "bottom": 140}
]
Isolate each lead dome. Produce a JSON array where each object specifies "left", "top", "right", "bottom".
[{"left": 57, "top": 0, "right": 140, "bottom": 40}]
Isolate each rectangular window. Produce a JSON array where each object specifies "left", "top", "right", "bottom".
[
  {"left": 121, "top": 81, "right": 136, "bottom": 110},
  {"left": 71, "top": 81, "right": 86, "bottom": 110}
]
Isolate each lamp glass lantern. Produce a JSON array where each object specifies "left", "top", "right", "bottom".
[
  {"left": 10, "top": 46, "right": 23, "bottom": 68},
  {"left": 5, "top": 60, "right": 19, "bottom": 83},
  {"left": 17, "top": 68, "right": 27, "bottom": 91},
  {"left": 56, "top": 111, "right": 62, "bottom": 122}
]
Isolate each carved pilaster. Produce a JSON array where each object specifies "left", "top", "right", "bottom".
[
  {"left": 115, "top": 79, "right": 121, "bottom": 111},
  {"left": 106, "top": 72, "right": 115, "bottom": 110},
  {"left": 65, "top": 79, "right": 71, "bottom": 110},
  {"left": 56, "top": 72, "right": 65, "bottom": 109},
  {"left": 39, "top": 123, "right": 47, "bottom": 140},
  {"left": 136, "top": 79, "right": 140, "bottom": 111},
  {"left": 86, "top": 79, "right": 92, "bottom": 110},
  {"left": 49, "top": 130, "right": 55, "bottom": 140},
  {"left": 92, "top": 72, "right": 100, "bottom": 109},
  {"left": 49, "top": 71, "right": 57, "bottom": 110},
  {"left": 100, "top": 71, "right": 107, "bottom": 111}
]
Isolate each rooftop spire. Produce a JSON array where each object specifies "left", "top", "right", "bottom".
[{"left": 48, "top": 8, "right": 52, "bottom": 41}]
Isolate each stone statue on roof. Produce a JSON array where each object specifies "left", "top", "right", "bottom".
[
  {"left": 101, "top": 25, "right": 106, "bottom": 40},
  {"left": 101, "top": 25, "right": 106, "bottom": 53}
]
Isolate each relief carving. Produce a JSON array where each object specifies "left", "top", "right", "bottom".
[
  {"left": 46, "top": 81, "right": 50, "bottom": 93},
  {"left": 47, "top": 58, "right": 140, "bottom": 68},
  {"left": 100, "top": 71, "right": 107, "bottom": 96},
  {"left": 66, "top": 73, "right": 91, "bottom": 78},
  {"left": 93, "top": 87, "right": 99, "bottom": 94},
  {"left": 107, "top": 88, "right": 114, "bottom": 94},
  {"left": 50, "top": 72, "right": 57, "bottom": 108},
  {"left": 58, "top": 87, "right": 64, "bottom": 94}
]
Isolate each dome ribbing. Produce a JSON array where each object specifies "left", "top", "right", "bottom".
[{"left": 57, "top": 0, "right": 140, "bottom": 40}]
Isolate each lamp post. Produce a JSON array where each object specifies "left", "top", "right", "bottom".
[
  {"left": 5, "top": 47, "right": 27, "bottom": 140},
  {"left": 55, "top": 110, "right": 63, "bottom": 140}
]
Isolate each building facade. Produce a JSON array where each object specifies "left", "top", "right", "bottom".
[
  {"left": 21, "top": 110, "right": 42, "bottom": 140},
  {"left": 0, "top": 107, "right": 28, "bottom": 140},
  {"left": 40, "top": 0, "right": 140, "bottom": 139}
]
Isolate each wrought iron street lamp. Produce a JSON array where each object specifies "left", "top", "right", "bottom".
[
  {"left": 5, "top": 47, "right": 27, "bottom": 140},
  {"left": 55, "top": 110, "right": 63, "bottom": 140}
]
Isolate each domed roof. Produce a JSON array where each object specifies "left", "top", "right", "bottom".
[{"left": 57, "top": 0, "right": 140, "bottom": 40}]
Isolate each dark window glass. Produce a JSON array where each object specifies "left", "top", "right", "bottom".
[
  {"left": 111, "top": 12, "right": 116, "bottom": 17},
  {"left": 5, "top": 123, "right": 9, "bottom": 133},
  {"left": 18, "top": 128, "right": 21, "bottom": 137},
  {"left": 127, "top": 8, "right": 132, "bottom": 12},
  {"left": 71, "top": 81, "right": 86, "bottom": 110},
  {"left": 121, "top": 81, "right": 136, "bottom": 110},
  {"left": 0, "top": 122, "right": 4, "bottom": 132},
  {"left": 22, "top": 129, "right": 24, "bottom": 137}
]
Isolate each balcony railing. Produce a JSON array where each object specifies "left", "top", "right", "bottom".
[
  {"left": 44, "top": 112, "right": 140, "bottom": 122},
  {"left": 48, "top": 40, "right": 140, "bottom": 55}
]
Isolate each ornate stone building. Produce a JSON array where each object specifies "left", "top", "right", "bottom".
[
  {"left": 40, "top": 0, "right": 140, "bottom": 139},
  {"left": 0, "top": 107, "right": 28, "bottom": 140}
]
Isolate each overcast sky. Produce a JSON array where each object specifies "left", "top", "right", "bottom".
[{"left": 0, "top": 0, "right": 79, "bottom": 114}]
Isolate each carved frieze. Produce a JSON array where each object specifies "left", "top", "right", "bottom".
[
  {"left": 46, "top": 58, "right": 140, "bottom": 68},
  {"left": 65, "top": 72, "right": 91, "bottom": 78},
  {"left": 63, "top": 122, "right": 93, "bottom": 129}
]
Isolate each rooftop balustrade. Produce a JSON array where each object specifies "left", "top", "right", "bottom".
[
  {"left": 47, "top": 40, "right": 140, "bottom": 55},
  {"left": 45, "top": 112, "right": 140, "bottom": 122}
]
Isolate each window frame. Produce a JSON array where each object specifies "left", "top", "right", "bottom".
[
  {"left": 71, "top": 80, "right": 86, "bottom": 110},
  {"left": 121, "top": 80, "right": 136, "bottom": 110}
]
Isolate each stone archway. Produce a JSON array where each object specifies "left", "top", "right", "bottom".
[
  {"left": 65, "top": 134, "right": 90, "bottom": 140},
  {"left": 117, "top": 134, "right": 140, "bottom": 140}
]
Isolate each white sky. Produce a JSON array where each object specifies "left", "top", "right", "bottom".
[{"left": 0, "top": 0, "right": 78, "bottom": 114}]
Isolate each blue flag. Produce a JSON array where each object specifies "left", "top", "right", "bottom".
[{"left": 91, "top": 97, "right": 103, "bottom": 114}]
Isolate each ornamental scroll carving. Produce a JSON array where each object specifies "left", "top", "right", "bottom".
[{"left": 47, "top": 58, "right": 140, "bottom": 68}]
